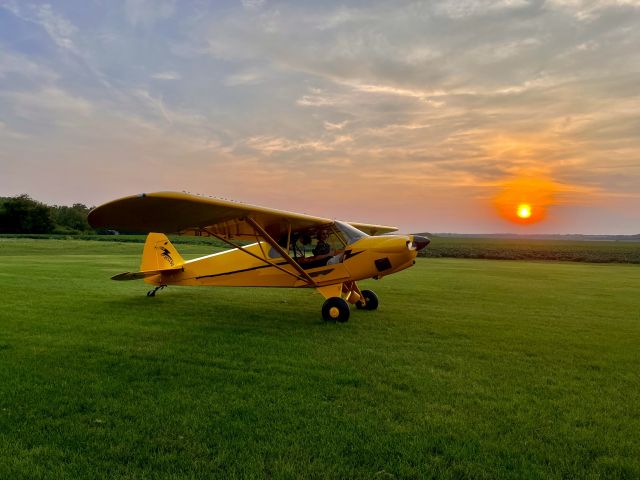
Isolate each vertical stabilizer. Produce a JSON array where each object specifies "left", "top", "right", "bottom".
[{"left": 140, "top": 233, "right": 185, "bottom": 272}]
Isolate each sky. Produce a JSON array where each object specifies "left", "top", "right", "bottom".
[{"left": 1, "top": 0, "right": 639, "bottom": 234}]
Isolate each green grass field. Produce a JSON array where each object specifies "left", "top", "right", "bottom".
[{"left": 1, "top": 239, "right": 639, "bottom": 479}]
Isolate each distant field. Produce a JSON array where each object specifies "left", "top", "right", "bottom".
[
  {"left": 1, "top": 239, "right": 639, "bottom": 479},
  {"left": 2, "top": 233, "right": 639, "bottom": 264},
  {"left": 420, "top": 236, "right": 640, "bottom": 263}
]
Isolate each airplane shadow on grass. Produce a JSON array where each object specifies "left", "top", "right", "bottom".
[{"left": 100, "top": 286, "right": 348, "bottom": 330}]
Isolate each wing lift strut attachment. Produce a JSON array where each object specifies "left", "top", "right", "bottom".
[{"left": 200, "top": 217, "right": 318, "bottom": 288}]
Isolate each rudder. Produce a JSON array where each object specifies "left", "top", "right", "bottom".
[{"left": 140, "top": 233, "right": 185, "bottom": 272}]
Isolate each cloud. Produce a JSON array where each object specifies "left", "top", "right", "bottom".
[
  {"left": 545, "top": 0, "right": 640, "bottom": 21},
  {"left": 241, "top": 0, "right": 267, "bottom": 12},
  {"left": 0, "top": 51, "right": 58, "bottom": 81},
  {"left": 33, "top": 4, "right": 77, "bottom": 51},
  {"left": 0, "top": 120, "right": 30, "bottom": 140},
  {"left": 324, "top": 121, "right": 347, "bottom": 131},
  {"left": 1, "top": 87, "right": 93, "bottom": 118},
  {"left": 124, "top": 0, "right": 175, "bottom": 27},
  {"left": 245, "top": 135, "right": 335, "bottom": 154},
  {"left": 151, "top": 71, "right": 181, "bottom": 80},
  {"left": 131, "top": 89, "right": 172, "bottom": 123},
  {"left": 433, "top": 0, "right": 530, "bottom": 19},
  {"left": 224, "top": 71, "right": 264, "bottom": 86},
  {"left": 1, "top": 2, "right": 78, "bottom": 52},
  {"left": 296, "top": 94, "right": 339, "bottom": 107}
]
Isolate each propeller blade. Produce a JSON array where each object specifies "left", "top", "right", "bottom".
[{"left": 412, "top": 235, "right": 430, "bottom": 251}]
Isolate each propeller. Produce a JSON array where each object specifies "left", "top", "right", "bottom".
[{"left": 412, "top": 235, "right": 430, "bottom": 251}]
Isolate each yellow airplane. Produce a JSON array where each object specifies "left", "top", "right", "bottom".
[{"left": 88, "top": 192, "right": 429, "bottom": 322}]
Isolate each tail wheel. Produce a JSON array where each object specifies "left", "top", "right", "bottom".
[
  {"left": 322, "top": 297, "right": 350, "bottom": 323},
  {"left": 355, "top": 290, "right": 378, "bottom": 310}
]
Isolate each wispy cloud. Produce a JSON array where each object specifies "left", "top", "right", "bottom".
[
  {"left": 0, "top": 51, "right": 58, "bottom": 81},
  {"left": 0, "top": 120, "right": 30, "bottom": 140},
  {"left": 34, "top": 4, "right": 77, "bottom": 51},
  {"left": 2, "top": 2, "right": 78, "bottom": 52},
  {"left": 245, "top": 135, "right": 348, "bottom": 155},
  {"left": 151, "top": 71, "right": 181, "bottom": 80},
  {"left": 124, "top": 0, "right": 175, "bottom": 27},
  {"left": 323, "top": 121, "right": 347, "bottom": 131},
  {"left": 224, "top": 70, "right": 264, "bottom": 86},
  {"left": 241, "top": 0, "right": 267, "bottom": 12},
  {"left": 1, "top": 87, "right": 93, "bottom": 118}
]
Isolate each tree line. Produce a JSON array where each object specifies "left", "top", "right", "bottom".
[{"left": 0, "top": 194, "right": 94, "bottom": 234}]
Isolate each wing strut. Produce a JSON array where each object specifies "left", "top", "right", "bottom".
[
  {"left": 201, "top": 228, "right": 308, "bottom": 283},
  {"left": 244, "top": 217, "right": 318, "bottom": 287},
  {"left": 201, "top": 226, "right": 316, "bottom": 286}
]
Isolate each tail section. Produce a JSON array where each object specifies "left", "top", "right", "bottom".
[
  {"left": 111, "top": 233, "right": 185, "bottom": 282},
  {"left": 140, "top": 233, "right": 185, "bottom": 272}
]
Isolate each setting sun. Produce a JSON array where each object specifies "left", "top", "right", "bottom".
[
  {"left": 517, "top": 204, "right": 532, "bottom": 219},
  {"left": 493, "top": 177, "right": 558, "bottom": 225}
]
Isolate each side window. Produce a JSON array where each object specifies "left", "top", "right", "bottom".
[
  {"left": 267, "top": 227, "right": 346, "bottom": 259},
  {"left": 268, "top": 233, "right": 293, "bottom": 258},
  {"left": 310, "top": 230, "right": 344, "bottom": 256}
]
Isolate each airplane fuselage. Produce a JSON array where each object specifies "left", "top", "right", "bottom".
[{"left": 145, "top": 234, "right": 422, "bottom": 289}]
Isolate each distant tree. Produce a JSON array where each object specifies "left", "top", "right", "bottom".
[
  {"left": 0, "top": 194, "right": 55, "bottom": 233},
  {"left": 51, "top": 203, "right": 92, "bottom": 232}
]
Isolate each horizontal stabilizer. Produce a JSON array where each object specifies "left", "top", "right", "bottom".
[{"left": 111, "top": 267, "right": 182, "bottom": 281}]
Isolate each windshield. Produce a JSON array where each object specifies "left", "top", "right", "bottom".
[
  {"left": 334, "top": 221, "right": 368, "bottom": 245},
  {"left": 268, "top": 222, "right": 367, "bottom": 258}
]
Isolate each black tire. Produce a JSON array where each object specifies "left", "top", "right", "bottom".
[
  {"left": 322, "top": 297, "right": 350, "bottom": 323},
  {"left": 355, "top": 290, "right": 378, "bottom": 310}
]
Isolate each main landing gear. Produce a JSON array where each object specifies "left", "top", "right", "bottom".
[
  {"left": 355, "top": 290, "right": 378, "bottom": 311},
  {"left": 146, "top": 285, "right": 166, "bottom": 297},
  {"left": 320, "top": 282, "right": 379, "bottom": 323},
  {"left": 322, "top": 297, "right": 351, "bottom": 323}
]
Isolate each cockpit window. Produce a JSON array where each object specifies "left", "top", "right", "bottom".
[
  {"left": 268, "top": 221, "right": 367, "bottom": 258},
  {"left": 334, "top": 221, "right": 368, "bottom": 245}
]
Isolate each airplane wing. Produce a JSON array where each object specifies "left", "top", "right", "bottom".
[
  {"left": 88, "top": 192, "right": 397, "bottom": 240},
  {"left": 347, "top": 222, "right": 397, "bottom": 236}
]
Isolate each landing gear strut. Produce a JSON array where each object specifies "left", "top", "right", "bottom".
[{"left": 146, "top": 285, "right": 166, "bottom": 297}]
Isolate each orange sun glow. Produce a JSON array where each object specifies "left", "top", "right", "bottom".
[{"left": 493, "top": 177, "right": 557, "bottom": 225}]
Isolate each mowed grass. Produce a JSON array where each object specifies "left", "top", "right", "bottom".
[{"left": 1, "top": 239, "right": 639, "bottom": 479}]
